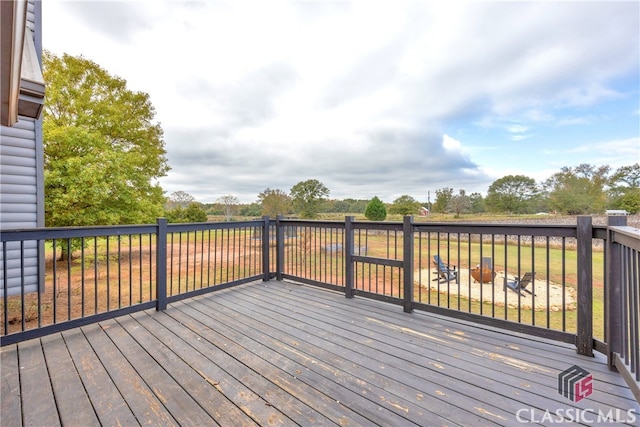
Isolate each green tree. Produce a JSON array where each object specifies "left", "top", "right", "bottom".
[
  {"left": 608, "top": 163, "right": 640, "bottom": 214},
  {"left": 468, "top": 192, "right": 485, "bottom": 214},
  {"left": 619, "top": 189, "right": 640, "bottom": 214},
  {"left": 364, "top": 196, "right": 387, "bottom": 221},
  {"left": 166, "top": 202, "right": 207, "bottom": 223},
  {"left": 485, "top": 175, "right": 538, "bottom": 214},
  {"left": 327, "top": 198, "right": 368, "bottom": 213},
  {"left": 239, "top": 203, "right": 262, "bottom": 217},
  {"left": 43, "top": 52, "right": 168, "bottom": 230},
  {"left": 184, "top": 203, "right": 208, "bottom": 222},
  {"left": 290, "top": 179, "right": 330, "bottom": 219},
  {"left": 432, "top": 188, "right": 453, "bottom": 214},
  {"left": 258, "top": 188, "right": 291, "bottom": 218},
  {"left": 544, "top": 164, "right": 609, "bottom": 214},
  {"left": 388, "top": 195, "right": 421, "bottom": 215}
]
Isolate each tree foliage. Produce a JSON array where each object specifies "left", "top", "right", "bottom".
[
  {"left": 258, "top": 188, "right": 291, "bottom": 218},
  {"left": 239, "top": 203, "right": 262, "bottom": 217},
  {"left": 608, "top": 163, "right": 640, "bottom": 213},
  {"left": 43, "top": 52, "right": 169, "bottom": 228},
  {"left": 364, "top": 196, "right": 387, "bottom": 221},
  {"left": 388, "top": 195, "right": 421, "bottom": 216},
  {"left": 468, "top": 192, "right": 485, "bottom": 214},
  {"left": 485, "top": 175, "right": 538, "bottom": 214},
  {"left": 290, "top": 179, "right": 330, "bottom": 219},
  {"left": 432, "top": 188, "right": 453, "bottom": 214},
  {"left": 166, "top": 202, "right": 208, "bottom": 223},
  {"left": 618, "top": 189, "right": 640, "bottom": 214},
  {"left": 544, "top": 164, "right": 609, "bottom": 214},
  {"left": 325, "top": 199, "right": 369, "bottom": 213}
]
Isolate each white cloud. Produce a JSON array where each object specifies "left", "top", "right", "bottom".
[
  {"left": 42, "top": 0, "right": 640, "bottom": 203},
  {"left": 442, "top": 134, "right": 462, "bottom": 152}
]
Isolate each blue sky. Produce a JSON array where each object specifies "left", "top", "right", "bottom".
[{"left": 43, "top": 1, "right": 639, "bottom": 204}]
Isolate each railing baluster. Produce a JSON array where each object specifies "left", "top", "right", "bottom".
[
  {"left": 66, "top": 238, "right": 71, "bottom": 320},
  {"left": 139, "top": 234, "right": 143, "bottom": 303},
  {"left": 37, "top": 239, "right": 42, "bottom": 327},
  {"left": 52, "top": 239, "right": 57, "bottom": 324},
  {"left": 20, "top": 241, "right": 25, "bottom": 331},
  {"left": 81, "top": 237, "right": 85, "bottom": 317},
  {"left": 2, "top": 243, "right": 7, "bottom": 334},
  {"left": 106, "top": 237, "right": 110, "bottom": 311},
  {"left": 117, "top": 235, "right": 122, "bottom": 309}
]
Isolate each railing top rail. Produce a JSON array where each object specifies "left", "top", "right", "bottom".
[
  {"left": 1, "top": 224, "right": 157, "bottom": 241},
  {"left": 277, "top": 218, "right": 581, "bottom": 236},
  {"left": 609, "top": 225, "right": 640, "bottom": 251}
]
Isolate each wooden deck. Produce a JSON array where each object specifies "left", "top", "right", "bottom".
[{"left": 2, "top": 280, "right": 638, "bottom": 426}]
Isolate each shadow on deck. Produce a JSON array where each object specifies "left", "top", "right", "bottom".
[{"left": 2, "top": 280, "right": 638, "bottom": 426}]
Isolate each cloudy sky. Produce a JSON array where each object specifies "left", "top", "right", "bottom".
[{"left": 43, "top": 1, "right": 639, "bottom": 204}]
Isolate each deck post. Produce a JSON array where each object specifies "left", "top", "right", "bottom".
[
  {"left": 345, "top": 216, "right": 355, "bottom": 298},
  {"left": 606, "top": 214, "right": 626, "bottom": 370},
  {"left": 262, "top": 216, "right": 270, "bottom": 281},
  {"left": 576, "top": 215, "right": 593, "bottom": 356},
  {"left": 156, "top": 218, "right": 167, "bottom": 311},
  {"left": 276, "top": 215, "right": 284, "bottom": 281},
  {"left": 403, "top": 216, "right": 414, "bottom": 313}
]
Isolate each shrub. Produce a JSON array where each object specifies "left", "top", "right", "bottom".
[{"left": 365, "top": 196, "right": 387, "bottom": 221}]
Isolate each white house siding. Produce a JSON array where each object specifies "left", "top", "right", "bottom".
[{"left": 0, "top": 0, "right": 44, "bottom": 298}]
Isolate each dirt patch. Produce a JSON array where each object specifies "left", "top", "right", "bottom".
[{"left": 416, "top": 268, "right": 576, "bottom": 312}]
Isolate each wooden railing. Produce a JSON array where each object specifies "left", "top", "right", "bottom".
[
  {"left": 1, "top": 214, "right": 639, "bottom": 399},
  {"left": 605, "top": 216, "right": 640, "bottom": 402},
  {"left": 1, "top": 218, "right": 272, "bottom": 345},
  {"left": 278, "top": 217, "right": 592, "bottom": 346}
]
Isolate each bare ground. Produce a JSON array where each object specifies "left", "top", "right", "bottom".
[{"left": 416, "top": 268, "right": 576, "bottom": 312}]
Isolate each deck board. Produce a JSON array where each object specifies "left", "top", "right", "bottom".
[
  {"left": 60, "top": 327, "right": 140, "bottom": 426},
  {"left": 102, "top": 317, "right": 218, "bottom": 426},
  {"left": 174, "top": 299, "right": 441, "bottom": 426},
  {"left": 1, "top": 280, "right": 638, "bottom": 427},
  {"left": 81, "top": 322, "right": 178, "bottom": 425},
  {"left": 202, "top": 286, "right": 498, "bottom": 425},
  {"left": 17, "top": 339, "right": 60, "bottom": 427},
  {"left": 128, "top": 311, "right": 280, "bottom": 426},
  {"left": 41, "top": 333, "right": 99, "bottom": 426},
  {"left": 0, "top": 343, "right": 21, "bottom": 427},
  {"left": 259, "top": 282, "right": 638, "bottom": 410},
  {"left": 156, "top": 304, "right": 368, "bottom": 424},
  {"left": 165, "top": 302, "right": 375, "bottom": 426}
]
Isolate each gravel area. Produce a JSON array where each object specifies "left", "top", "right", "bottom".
[{"left": 416, "top": 269, "right": 576, "bottom": 312}]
